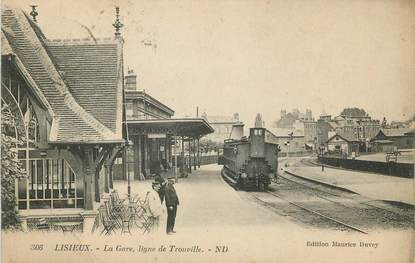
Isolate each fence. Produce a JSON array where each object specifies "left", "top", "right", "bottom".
[
  {"left": 318, "top": 157, "right": 414, "bottom": 178},
  {"left": 278, "top": 151, "right": 313, "bottom": 158},
  {"left": 172, "top": 154, "right": 219, "bottom": 167}
]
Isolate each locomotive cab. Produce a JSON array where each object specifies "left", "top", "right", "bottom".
[
  {"left": 250, "top": 128, "right": 266, "bottom": 158},
  {"left": 221, "top": 127, "right": 278, "bottom": 191}
]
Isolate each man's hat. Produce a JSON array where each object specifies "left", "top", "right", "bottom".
[
  {"left": 154, "top": 175, "right": 165, "bottom": 183},
  {"left": 167, "top": 176, "right": 175, "bottom": 183},
  {"left": 152, "top": 182, "right": 160, "bottom": 186}
]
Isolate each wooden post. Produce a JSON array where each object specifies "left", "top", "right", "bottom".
[
  {"left": 109, "top": 164, "right": 114, "bottom": 189},
  {"left": 104, "top": 164, "right": 110, "bottom": 193},
  {"left": 84, "top": 147, "right": 95, "bottom": 210},
  {"left": 95, "top": 169, "right": 100, "bottom": 203}
]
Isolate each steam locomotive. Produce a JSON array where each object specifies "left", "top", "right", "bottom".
[{"left": 219, "top": 127, "right": 278, "bottom": 191}]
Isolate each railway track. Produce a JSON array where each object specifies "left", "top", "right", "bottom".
[
  {"left": 263, "top": 190, "right": 368, "bottom": 234},
  {"left": 263, "top": 170, "right": 414, "bottom": 231},
  {"left": 279, "top": 171, "right": 413, "bottom": 219},
  {"left": 287, "top": 158, "right": 415, "bottom": 220}
]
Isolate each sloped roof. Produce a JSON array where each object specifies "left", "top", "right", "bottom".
[
  {"left": 327, "top": 133, "right": 359, "bottom": 143},
  {"left": 381, "top": 127, "right": 412, "bottom": 137},
  {"left": 126, "top": 90, "right": 174, "bottom": 116},
  {"left": 1, "top": 7, "right": 123, "bottom": 143},
  {"left": 46, "top": 38, "right": 123, "bottom": 134}
]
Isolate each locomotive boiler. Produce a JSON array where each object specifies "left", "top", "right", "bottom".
[{"left": 219, "top": 127, "right": 278, "bottom": 191}]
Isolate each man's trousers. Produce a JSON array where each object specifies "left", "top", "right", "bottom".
[{"left": 166, "top": 205, "right": 177, "bottom": 233}]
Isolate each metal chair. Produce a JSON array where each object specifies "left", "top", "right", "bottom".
[
  {"left": 35, "top": 217, "right": 50, "bottom": 231},
  {"left": 98, "top": 206, "right": 117, "bottom": 235}
]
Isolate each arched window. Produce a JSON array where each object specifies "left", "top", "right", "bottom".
[{"left": 2, "top": 66, "right": 83, "bottom": 210}]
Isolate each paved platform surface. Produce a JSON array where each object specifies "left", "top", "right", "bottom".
[
  {"left": 283, "top": 160, "right": 414, "bottom": 206},
  {"left": 114, "top": 164, "right": 291, "bottom": 232}
]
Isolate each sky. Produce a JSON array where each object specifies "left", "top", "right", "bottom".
[{"left": 6, "top": 0, "right": 415, "bottom": 127}]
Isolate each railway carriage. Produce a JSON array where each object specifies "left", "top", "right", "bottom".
[{"left": 219, "top": 127, "right": 279, "bottom": 191}]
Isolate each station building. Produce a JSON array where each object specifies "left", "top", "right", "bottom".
[
  {"left": 1, "top": 7, "right": 213, "bottom": 231},
  {"left": 117, "top": 70, "right": 214, "bottom": 181}
]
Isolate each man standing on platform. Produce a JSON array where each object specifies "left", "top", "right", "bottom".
[
  {"left": 154, "top": 174, "right": 167, "bottom": 203},
  {"left": 165, "top": 177, "right": 179, "bottom": 234}
]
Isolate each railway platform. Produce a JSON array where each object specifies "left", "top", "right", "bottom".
[
  {"left": 113, "top": 164, "right": 292, "bottom": 232},
  {"left": 282, "top": 159, "right": 414, "bottom": 206}
]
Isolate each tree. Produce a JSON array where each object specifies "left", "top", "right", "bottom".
[
  {"left": 1, "top": 104, "right": 26, "bottom": 230},
  {"left": 340, "top": 107, "right": 368, "bottom": 118}
]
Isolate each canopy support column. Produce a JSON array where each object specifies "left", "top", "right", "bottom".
[
  {"left": 180, "top": 136, "right": 184, "bottom": 176},
  {"left": 188, "top": 137, "right": 192, "bottom": 174},
  {"left": 193, "top": 137, "right": 197, "bottom": 170},
  {"left": 197, "top": 137, "right": 200, "bottom": 168},
  {"left": 174, "top": 134, "right": 178, "bottom": 181}
]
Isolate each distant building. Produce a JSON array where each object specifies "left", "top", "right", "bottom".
[
  {"left": 274, "top": 109, "right": 316, "bottom": 148},
  {"left": 275, "top": 108, "right": 313, "bottom": 128},
  {"left": 326, "top": 134, "right": 360, "bottom": 156},
  {"left": 202, "top": 113, "right": 243, "bottom": 143},
  {"left": 316, "top": 112, "right": 380, "bottom": 151},
  {"left": 269, "top": 128, "right": 306, "bottom": 155},
  {"left": 371, "top": 127, "right": 415, "bottom": 151},
  {"left": 124, "top": 70, "right": 174, "bottom": 120}
]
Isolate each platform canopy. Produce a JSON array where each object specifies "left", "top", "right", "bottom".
[{"left": 126, "top": 118, "right": 214, "bottom": 137}]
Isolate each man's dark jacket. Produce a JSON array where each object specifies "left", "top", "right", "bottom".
[{"left": 165, "top": 183, "right": 179, "bottom": 207}]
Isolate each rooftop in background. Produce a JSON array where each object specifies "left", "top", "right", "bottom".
[
  {"left": 125, "top": 90, "right": 175, "bottom": 117},
  {"left": 380, "top": 127, "right": 414, "bottom": 137},
  {"left": 274, "top": 108, "right": 314, "bottom": 129}
]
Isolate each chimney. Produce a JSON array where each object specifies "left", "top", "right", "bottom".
[
  {"left": 125, "top": 69, "right": 137, "bottom": 91},
  {"left": 233, "top": 113, "right": 239, "bottom": 122},
  {"left": 306, "top": 109, "right": 312, "bottom": 120},
  {"left": 230, "top": 123, "right": 244, "bottom": 140}
]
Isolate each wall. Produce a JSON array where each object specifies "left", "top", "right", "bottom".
[
  {"left": 389, "top": 136, "right": 415, "bottom": 149},
  {"left": 319, "top": 157, "right": 414, "bottom": 178}
]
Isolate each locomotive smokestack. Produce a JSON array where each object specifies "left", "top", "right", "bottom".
[{"left": 230, "top": 123, "right": 244, "bottom": 140}]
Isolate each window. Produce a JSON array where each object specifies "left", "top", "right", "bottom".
[
  {"left": 18, "top": 158, "right": 83, "bottom": 209},
  {"left": 254, "top": 129, "right": 262, "bottom": 136},
  {"left": 3, "top": 68, "right": 83, "bottom": 210}
]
